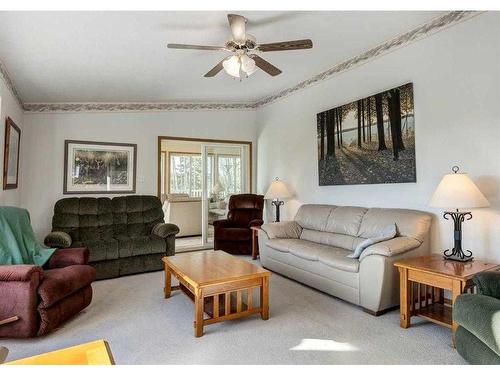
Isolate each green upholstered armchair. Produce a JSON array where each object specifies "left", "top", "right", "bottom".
[
  {"left": 454, "top": 271, "right": 500, "bottom": 364},
  {"left": 45, "top": 195, "right": 179, "bottom": 280}
]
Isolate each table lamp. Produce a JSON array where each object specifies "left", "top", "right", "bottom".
[
  {"left": 429, "top": 166, "right": 490, "bottom": 262},
  {"left": 264, "top": 177, "right": 292, "bottom": 222},
  {"left": 212, "top": 180, "right": 225, "bottom": 199}
]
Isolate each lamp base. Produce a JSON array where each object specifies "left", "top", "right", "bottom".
[
  {"left": 442, "top": 210, "right": 474, "bottom": 262},
  {"left": 443, "top": 250, "right": 474, "bottom": 263},
  {"left": 271, "top": 200, "right": 284, "bottom": 222}
]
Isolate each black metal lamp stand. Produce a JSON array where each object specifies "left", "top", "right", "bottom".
[
  {"left": 443, "top": 209, "right": 473, "bottom": 262},
  {"left": 271, "top": 199, "right": 284, "bottom": 222}
]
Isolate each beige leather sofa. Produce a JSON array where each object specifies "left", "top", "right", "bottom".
[
  {"left": 258, "top": 204, "right": 432, "bottom": 315},
  {"left": 162, "top": 194, "right": 202, "bottom": 237}
]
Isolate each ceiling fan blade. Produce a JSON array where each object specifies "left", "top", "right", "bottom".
[
  {"left": 204, "top": 60, "right": 225, "bottom": 77},
  {"left": 258, "top": 39, "right": 313, "bottom": 52},
  {"left": 250, "top": 55, "right": 282, "bottom": 77},
  {"left": 227, "top": 14, "right": 247, "bottom": 43},
  {"left": 167, "top": 43, "right": 227, "bottom": 51}
]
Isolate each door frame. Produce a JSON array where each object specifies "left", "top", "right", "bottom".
[
  {"left": 200, "top": 142, "right": 249, "bottom": 246},
  {"left": 157, "top": 135, "right": 253, "bottom": 200}
]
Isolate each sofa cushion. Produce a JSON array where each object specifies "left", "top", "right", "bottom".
[
  {"left": 215, "top": 228, "right": 252, "bottom": 242},
  {"left": 52, "top": 197, "right": 114, "bottom": 242},
  {"left": 317, "top": 248, "right": 359, "bottom": 273},
  {"left": 267, "top": 238, "right": 359, "bottom": 273},
  {"left": 112, "top": 196, "right": 164, "bottom": 237},
  {"left": 73, "top": 239, "right": 119, "bottom": 262},
  {"left": 294, "top": 204, "right": 335, "bottom": 232},
  {"left": 324, "top": 206, "right": 368, "bottom": 236},
  {"left": 300, "top": 229, "right": 359, "bottom": 251},
  {"left": 348, "top": 223, "right": 397, "bottom": 259},
  {"left": 116, "top": 235, "right": 166, "bottom": 257},
  {"left": 357, "top": 208, "right": 431, "bottom": 242},
  {"left": 38, "top": 265, "right": 96, "bottom": 308}
]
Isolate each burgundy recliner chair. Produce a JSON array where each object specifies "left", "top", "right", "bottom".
[
  {"left": 0, "top": 248, "right": 95, "bottom": 338},
  {"left": 213, "top": 194, "right": 264, "bottom": 255}
]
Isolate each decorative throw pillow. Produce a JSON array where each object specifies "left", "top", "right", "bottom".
[
  {"left": 347, "top": 223, "right": 397, "bottom": 259},
  {"left": 44, "top": 231, "right": 72, "bottom": 248}
]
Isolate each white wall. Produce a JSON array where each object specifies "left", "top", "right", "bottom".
[
  {"left": 0, "top": 78, "right": 24, "bottom": 206},
  {"left": 21, "top": 110, "right": 256, "bottom": 237},
  {"left": 256, "top": 12, "right": 500, "bottom": 263}
]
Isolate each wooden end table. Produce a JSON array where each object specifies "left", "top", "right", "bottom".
[
  {"left": 163, "top": 251, "right": 271, "bottom": 337},
  {"left": 395, "top": 255, "right": 499, "bottom": 343},
  {"left": 250, "top": 226, "right": 261, "bottom": 260}
]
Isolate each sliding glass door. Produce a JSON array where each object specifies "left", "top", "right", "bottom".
[{"left": 201, "top": 143, "right": 250, "bottom": 246}]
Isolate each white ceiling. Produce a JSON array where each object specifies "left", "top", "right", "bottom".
[{"left": 0, "top": 11, "right": 445, "bottom": 104}]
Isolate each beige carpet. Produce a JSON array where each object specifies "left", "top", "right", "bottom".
[{"left": 2, "top": 257, "right": 466, "bottom": 364}]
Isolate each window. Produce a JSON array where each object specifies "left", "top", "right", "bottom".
[
  {"left": 169, "top": 153, "right": 203, "bottom": 197},
  {"left": 218, "top": 155, "right": 241, "bottom": 195},
  {"left": 169, "top": 153, "right": 214, "bottom": 198},
  {"left": 168, "top": 151, "right": 242, "bottom": 198}
]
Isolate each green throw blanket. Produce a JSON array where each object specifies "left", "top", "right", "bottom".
[{"left": 0, "top": 206, "right": 56, "bottom": 266}]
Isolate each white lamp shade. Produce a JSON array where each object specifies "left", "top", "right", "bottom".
[
  {"left": 240, "top": 54, "right": 257, "bottom": 75},
  {"left": 429, "top": 172, "right": 489, "bottom": 209},
  {"left": 212, "top": 181, "right": 225, "bottom": 194},
  {"left": 264, "top": 179, "right": 292, "bottom": 200},
  {"left": 222, "top": 55, "right": 240, "bottom": 78}
]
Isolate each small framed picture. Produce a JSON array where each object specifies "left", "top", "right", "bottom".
[
  {"left": 64, "top": 140, "right": 137, "bottom": 194},
  {"left": 3, "top": 117, "right": 21, "bottom": 190}
]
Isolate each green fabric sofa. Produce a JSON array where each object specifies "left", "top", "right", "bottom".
[
  {"left": 44, "top": 195, "right": 179, "bottom": 280},
  {"left": 454, "top": 271, "right": 500, "bottom": 364}
]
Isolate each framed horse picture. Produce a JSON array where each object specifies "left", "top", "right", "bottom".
[{"left": 63, "top": 140, "right": 137, "bottom": 194}]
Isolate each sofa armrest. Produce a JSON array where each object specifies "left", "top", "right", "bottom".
[
  {"left": 359, "top": 236, "right": 421, "bottom": 262},
  {"left": 152, "top": 223, "right": 180, "bottom": 238},
  {"left": 0, "top": 265, "right": 43, "bottom": 282},
  {"left": 260, "top": 221, "right": 302, "bottom": 239},
  {"left": 473, "top": 271, "right": 500, "bottom": 299},
  {"left": 0, "top": 265, "right": 42, "bottom": 338},
  {"left": 454, "top": 293, "right": 500, "bottom": 356},
  {"left": 45, "top": 247, "right": 89, "bottom": 269},
  {"left": 248, "top": 219, "right": 264, "bottom": 228},
  {"left": 44, "top": 231, "right": 72, "bottom": 248}
]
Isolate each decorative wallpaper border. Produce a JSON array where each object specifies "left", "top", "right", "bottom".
[
  {"left": 0, "top": 11, "right": 482, "bottom": 113},
  {"left": 0, "top": 59, "right": 23, "bottom": 108},
  {"left": 253, "top": 10, "right": 481, "bottom": 108},
  {"left": 22, "top": 102, "right": 257, "bottom": 113}
]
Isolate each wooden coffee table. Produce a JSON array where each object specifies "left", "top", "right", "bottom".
[
  {"left": 162, "top": 251, "right": 271, "bottom": 337},
  {"left": 395, "top": 255, "right": 499, "bottom": 342}
]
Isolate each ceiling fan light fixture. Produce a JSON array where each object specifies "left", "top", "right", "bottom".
[
  {"left": 240, "top": 54, "right": 257, "bottom": 76},
  {"left": 222, "top": 55, "right": 241, "bottom": 78}
]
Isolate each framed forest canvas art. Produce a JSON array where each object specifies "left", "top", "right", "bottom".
[{"left": 317, "top": 82, "right": 416, "bottom": 185}]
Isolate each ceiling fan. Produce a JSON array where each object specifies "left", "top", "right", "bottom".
[{"left": 167, "top": 14, "right": 313, "bottom": 79}]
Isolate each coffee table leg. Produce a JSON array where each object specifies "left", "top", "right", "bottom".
[
  {"left": 194, "top": 288, "right": 204, "bottom": 337},
  {"left": 164, "top": 264, "right": 172, "bottom": 299},
  {"left": 399, "top": 267, "right": 411, "bottom": 328},
  {"left": 260, "top": 276, "right": 269, "bottom": 320}
]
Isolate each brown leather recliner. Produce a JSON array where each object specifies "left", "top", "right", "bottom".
[
  {"left": 213, "top": 194, "right": 264, "bottom": 255},
  {"left": 0, "top": 248, "right": 95, "bottom": 338}
]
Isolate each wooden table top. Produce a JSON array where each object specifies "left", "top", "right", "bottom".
[
  {"left": 162, "top": 251, "right": 271, "bottom": 288},
  {"left": 5, "top": 340, "right": 114, "bottom": 365},
  {"left": 394, "top": 255, "right": 499, "bottom": 281}
]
